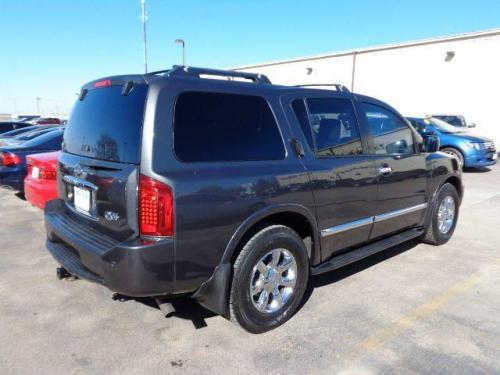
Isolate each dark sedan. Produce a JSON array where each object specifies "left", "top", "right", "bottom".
[
  {"left": 0, "top": 121, "right": 32, "bottom": 135},
  {"left": 0, "top": 127, "right": 64, "bottom": 191}
]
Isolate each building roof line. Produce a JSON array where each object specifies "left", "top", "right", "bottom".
[{"left": 234, "top": 28, "right": 500, "bottom": 70}]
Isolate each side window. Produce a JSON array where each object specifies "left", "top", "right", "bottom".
[
  {"left": 291, "top": 99, "right": 314, "bottom": 150},
  {"left": 362, "top": 103, "right": 415, "bottom": 155},
  {"left": 306, "top": 97, "right": 363, "bottom": 157},
  {"left": 174, "top": 92, "right": 285, "bottom": 162}
]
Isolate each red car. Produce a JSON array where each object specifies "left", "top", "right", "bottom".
[
  {"left": 24, "top": 151, "right": 59, "bottom": 209},
  {"left": 35, "top": 118, "right": 61, "bottom": 125}
]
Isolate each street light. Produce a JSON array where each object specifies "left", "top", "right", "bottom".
[{"left": 175, "top": 39, "right": 186, "bottom": 66}]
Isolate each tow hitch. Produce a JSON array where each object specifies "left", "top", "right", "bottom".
[{"left": 56, "top": 267, "right": 78, "bottom": 281}]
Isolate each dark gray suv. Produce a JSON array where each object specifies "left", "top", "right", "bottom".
[{"left": 45, "top": 66, "right": 462, "bottom": 333}]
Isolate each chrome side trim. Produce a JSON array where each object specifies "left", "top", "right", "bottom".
[
  {"left": 320, "top": 217, "right": 373, "bottom": 238},
  {"left": 320, "top": 203, "right": 428, "bottom": 238},
  {"left": 374, "top": 203, "right": 428, "bottom": 223}
]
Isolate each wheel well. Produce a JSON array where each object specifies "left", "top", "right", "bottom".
[
  {"left": 231, "top": 211, "right": 316, "bottom": 265},
  {"left": 445, "top": 176, "right": 463, "bottom": 200}
]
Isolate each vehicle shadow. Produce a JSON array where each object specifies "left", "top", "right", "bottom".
[
  {"left": 126, "top": 239, "right": 420, "bottom": 330},
  {"left": 122, "top": 295, "right": 217, "bottom": 330},
  {"left": 15, "top": 191, "right": 26, "bottom": 200},
  {"left": 463, "top": 167, "right": 491, "bottom": 173}
]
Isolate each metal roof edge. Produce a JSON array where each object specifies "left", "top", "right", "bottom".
[{"left": 233, "top": 28, "right": 500, "bottom": 70}]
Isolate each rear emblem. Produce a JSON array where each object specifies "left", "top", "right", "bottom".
[{"left": 105, "top": 211, "right": 120, "bottom": 221}]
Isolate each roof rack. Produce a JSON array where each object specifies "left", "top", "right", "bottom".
[
  {"left": 148, "top": 65, "right": 272, "bottom": 84},
  {"left": 294, "top": 83, "right": 350, "bottom": 92}
]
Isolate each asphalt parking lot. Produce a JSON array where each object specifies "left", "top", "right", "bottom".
[{"left": 1, "top": 166, "right": 499, "bottom": 375}]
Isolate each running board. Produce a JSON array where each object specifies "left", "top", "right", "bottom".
[{"left": 311, "top": 228, "right": 424, "bottom": 275}]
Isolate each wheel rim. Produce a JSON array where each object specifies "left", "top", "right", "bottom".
[
  {"left": 437, "top": 195, "right": 456, "bottom": 234},
  {"left": 443, "top": 150, "right": 463, "bottom": 168},
  {"left": 249, "top": 248, "right": 297, "bottom": 314}
]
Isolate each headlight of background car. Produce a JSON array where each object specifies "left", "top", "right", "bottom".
[{"left": 465, "top": 142, "right": 483, "bottom": 150}]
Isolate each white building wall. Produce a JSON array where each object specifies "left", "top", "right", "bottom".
[{"left": 237, "top": 30, "right": 500, "bottom": 147}]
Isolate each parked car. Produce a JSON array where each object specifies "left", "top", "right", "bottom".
[
  {"left": 0, "top": 125, "right": 61, "bottom": 141},
  {"left": 44, "top": 66, "right": 462, "bottom": 333},
  {"left": 25, "top": 151, "right": 59, "bottom": 209},
  {"left": 34, "top": 117, "right": 61, "bottom": 125},
  {"left": 431, "top": 114, "right": 475, "bottom": 128},
  {"left": 14, "top": 115, "right": 40, "bottom": 123},
  {"left": 0, "top": 128, "right": 64, "bottom": 191},
  {"left": 407, "top": 117, "right": 497, "bottom": 168},
  {"left": 0, "top": 121, "right": 31, "bottom": 135}
]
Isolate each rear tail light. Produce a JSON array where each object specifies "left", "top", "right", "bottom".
[
  {"left": 94, "top": 79, "right": 112, "bottom": 88},
  {"left": 39, "top": 169, "right": 57, "bottom": 180},
  {"left": 139, "top": 175, "right": 174, "bottom": 237},
  {"left": 26, "top": 160, "right": 56, "bottom": 180},
  {"left": 0, "top": 152, "right": 22, "bottom": 167}
]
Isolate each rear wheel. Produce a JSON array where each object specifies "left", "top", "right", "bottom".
[
  {"left": 422, "top": 183, "right": 460, "bottom": 245},
  {"left": 441, "top": 147, "right": 464, "bottom": 168},
  {"left": 229, "top": 225, "right": 309, "bottom": 333}
]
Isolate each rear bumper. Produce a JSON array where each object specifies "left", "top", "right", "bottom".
[
  {"left": 0, "top": 168, "right": 24, "bottom": 191},
  {"left": 24, "top": 177, "right": 57, "bottom": 209},
  {"left": 44, "top": 199, "right": 175, "bottom": 297}
]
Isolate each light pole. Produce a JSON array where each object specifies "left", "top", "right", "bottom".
[
  {"left": 175, "top": 39, "right": 186, "bottom": 66},
  {"left": 35, "top": 97, "right": 41, "bottom": 114},
  {"left": 140, "top": 0, "right": 148, "bottom": 73}
]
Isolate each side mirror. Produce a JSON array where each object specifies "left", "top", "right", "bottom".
[
  {"left": 468, "top": 123, "right": 476, "bottom": 128},
  {"left": 423, "top": 135, "right": 440, "bottom": 153},
  {"left": 422, "top": 129, "right": 437, "bottom": 136}
]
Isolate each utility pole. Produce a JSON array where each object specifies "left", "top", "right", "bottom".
[
  {"left": 140, "top": 0, "right": 148, "bottom": 73},
  {"left": 35, "top": 97, "right": 41, "bottom": 114}
]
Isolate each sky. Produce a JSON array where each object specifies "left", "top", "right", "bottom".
[{"left": 1, "top": 0, "right": 499, "bottom": 115}]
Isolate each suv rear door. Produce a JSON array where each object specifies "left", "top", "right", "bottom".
[
  {"left": 57, "top": 82, "right": 148, "bottom": 241},
  {"left": 358, "top": 101, "right": 427, "bottom": 240},
  {"left": 284, "top": 93, "right": 378, "bottom": 261}
]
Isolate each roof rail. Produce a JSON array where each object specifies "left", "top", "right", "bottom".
[
  {"left": 294, "top": 83, "right": 350, "bottom": 92},
  {"left": 148, "top": 65, "right": 272, "bottom": 84}
]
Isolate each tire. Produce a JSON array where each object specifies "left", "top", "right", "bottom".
[
  {"left": 229, "top": 225, "right": 309, "bottom": 333},
  {"left": 441, "top": 147, "right": 464, "bottom": 168},
  {"left": 422, "top": 183, "right": 460, "bottom": 245}
]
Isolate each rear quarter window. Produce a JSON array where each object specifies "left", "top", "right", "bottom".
[{"left": 174, "top": 91, "right": 285, "bottom": 162}]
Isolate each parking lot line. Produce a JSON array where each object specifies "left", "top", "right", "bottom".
[{"left": 343, "top": 259, "right": 500, "bottom": 364}]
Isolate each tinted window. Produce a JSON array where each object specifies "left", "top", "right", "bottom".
[
  {"left": 174, "top": 92, "right": 285, "bottom": 162},
  {"left": 0, "top": 124, "right": 15, "bottom": 133},
  {"left": 16, "top": 128, "right": 55, "bottom": 141},
  {"left": 291, "top": 99, "right": 314, "bottom": 150},
  {"left": 22, "top": 130, "right": 64, "bottom": 149},
  {"left": 362, "top": 103, "right": 414, "bottom": 155},
  {"left": 434, "top": 115, "right": 466, "bottom": 127},
  {"left": 64, "top": 84, "right": 147, "bottom": 164},
  {"left": 306, "top": 97, "right": 363, "bottom": 156}
]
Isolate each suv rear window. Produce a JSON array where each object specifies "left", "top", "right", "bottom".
[
  {"left": 174, "top": 92, "right": 285, "bottom": 162},
  {"left": 63, "top": 84, "right": 147, "bottom": 164}
]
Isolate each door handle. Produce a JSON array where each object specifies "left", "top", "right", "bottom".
[{"left": 378, "top": 166, "right": 392, "bottom": 175}]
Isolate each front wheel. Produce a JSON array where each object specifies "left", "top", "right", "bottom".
[
  {"left": 441, "top": 147, "right": 464, "bottom": 169},
  {"left": 229, "top": 225, "right": 309, "bottom": 333},
  {"left": 422, "top": 183, "right": 460, "bottom": 245}
]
